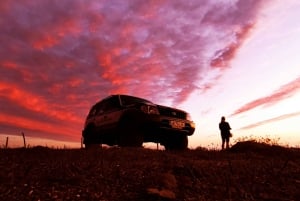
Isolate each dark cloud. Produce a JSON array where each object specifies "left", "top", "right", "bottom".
[
  {"left": 231, "top": 77, "right": 300, "bottom": 116},
  {"left": 0, "top": 0, "right": 267, "bottom": 141}
]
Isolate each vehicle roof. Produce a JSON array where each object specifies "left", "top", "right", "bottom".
[
  {"left": 93, "top": 94, "right": 153, "bottom": 105},
  {"left": 111, "top": 94, "right": 152, "bottom": 102}
]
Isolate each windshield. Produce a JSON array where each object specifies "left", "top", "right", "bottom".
[{"left": 120, "top": 95, "right": 152, "bottom": 106}]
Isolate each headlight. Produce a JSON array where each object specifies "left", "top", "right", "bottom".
[
  {"left": 141, "top": 105, "right": 160, "bottom": 115},
  {"left": 186, "top": 113, "right": 192, "bottom": 121}
]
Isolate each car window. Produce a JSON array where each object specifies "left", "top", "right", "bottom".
[
  {"left": 102, "top": 96, "right": 120, "bottom": 112},
  {"left": 120, "top": 95, "right": 151, "bottom": 106},
  {"left": 87, "top": 103, "right": 102, "bottom": 117},
  {"left": 89, "top": 102, "right": 103, "bottom": 115},
  {"left": 87, "top": 107, "right": 97, "bottom": 118}
]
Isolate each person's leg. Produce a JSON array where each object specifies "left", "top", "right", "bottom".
[
  {"left": 225, "top": 137, "right": 230, "bottom": 149},
  {"left": 221, "top": 136, "right": 225, "bottom": 150}
]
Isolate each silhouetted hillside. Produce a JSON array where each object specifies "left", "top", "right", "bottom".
[{"left": 0, "top": 143, "right": 299, "bottom": 201}]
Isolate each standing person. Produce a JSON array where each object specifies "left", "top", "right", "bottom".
[{"left": 219, "top": 116, "right": 231, "bottom": 150}]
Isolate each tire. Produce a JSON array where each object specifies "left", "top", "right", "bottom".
[
  {"left": 85, "top": 143, "right": 100, "bottom": 149},
  {"left": 164, "top": 134, "right": 188, "bottom": 151},
  {"left": 178, "top": 134, "right": 188, "bottom": 150},
  {"left": 83, "top": 125, "right": 98, "bottom": 149},
  {"left": 118, "top": 115, "right": 144, "bottom": 147}
]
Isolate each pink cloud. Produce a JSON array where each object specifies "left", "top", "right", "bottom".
[
  {"left": 0, "top": 113, "right": 78, "bottom": 140},
  {"left": 0, "top": 0, "right": 270, "bottom": 142},
  {"left": 210, "top": 23, "right": 255, "bottom": 68},
  {"left": 0, "top": 81, "right": 82, "bottom": 124},
  {"left": 232, "top": 77, "right": 300, "bottom": 116},
  {"left": 239, "top": 111, "right": 300, "bottom": 130}
]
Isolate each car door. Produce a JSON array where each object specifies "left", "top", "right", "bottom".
[
  {"left": 100, "top": 96, "right": 122, "bottom": 131},
  {"left": 93, "top": 102, "right": 106, "bottom": 129}
]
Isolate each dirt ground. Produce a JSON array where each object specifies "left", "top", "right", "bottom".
[{"left": 0, "top": 141, "right": 299, "bottom": 201}]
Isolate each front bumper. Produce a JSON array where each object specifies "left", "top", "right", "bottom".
[{"left": 143, "top": 115, "right": 195, "bottom": 136}]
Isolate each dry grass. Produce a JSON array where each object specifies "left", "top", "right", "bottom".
[{"left": 0, "top": 142, "right": 299, "bottom": 201}]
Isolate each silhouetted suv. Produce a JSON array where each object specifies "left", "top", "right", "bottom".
[{"left": 82, "top": 94, "right": 195, "bottom": 150}]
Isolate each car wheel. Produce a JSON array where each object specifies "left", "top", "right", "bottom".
[
  {"left": 83, "top": 125, "right": 98, "bottom": 149},
  {"left": 177, "top": 134, "right": 188, "bottom": 150},
  {"left": 164, "top": 134, "right": 188, "bottom": 151},
  {"left": 118, "top": 115, "right": 144, "bottom": 147}
]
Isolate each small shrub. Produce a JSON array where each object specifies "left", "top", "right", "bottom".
[{"left": 233, "top": 135, "right": 281, "bottom": 146}]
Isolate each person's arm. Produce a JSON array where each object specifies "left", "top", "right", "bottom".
[{"left": 227, "top": 122, "right": 231, "bottom": 130}]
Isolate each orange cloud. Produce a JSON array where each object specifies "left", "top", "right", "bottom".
[
  {"left": 33, "top": 35, "right": 59, "bottom": 50},
  {"left": 31, "top": 17, "right": 81, "bottom": 50},
  {"left": 0, "top": 81, "right": 82, "bottom": 124},
  {"left": 2, "top": 61, "right": 34, "bottom": 83},
  {"left": 67, "top": 78, "right": 83, "bottom": 87},
  {"left": 2, "top": 61, "right": 18, "bottom": 69},
  {"left": 0, "top": 113, "right": 79, "bottom": 140},
  {"left": 88, "top": 13, "right": 104, "bottom": 33}
]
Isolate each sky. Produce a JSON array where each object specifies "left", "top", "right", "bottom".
[{"left": 0, "top": 0, "right": 300, "bottom": 148}]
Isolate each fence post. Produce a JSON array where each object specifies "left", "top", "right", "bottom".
[
  {"left": 5, "top": 137, "right": 9, "bottom": 149},
  {"left": 22, "top": 132, "right": 26, "bottom": 148}
]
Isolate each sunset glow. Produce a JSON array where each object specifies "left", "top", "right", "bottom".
[{"left": 0, "top": 0, "right": 299, "bottom": 148}]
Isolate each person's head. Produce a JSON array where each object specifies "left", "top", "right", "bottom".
[{"left": 221, "top": 116, "right": 225, "bottom": 122}]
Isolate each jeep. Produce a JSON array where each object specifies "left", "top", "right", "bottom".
[{"left": 82, "top": 94, "right": 195, "bottom": 150}]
